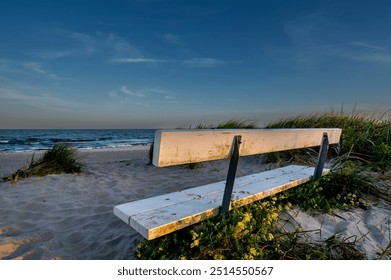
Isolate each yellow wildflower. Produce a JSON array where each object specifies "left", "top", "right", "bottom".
[
  {"left": 190, "top": 239, "right": 199, "bottom": 248},
  {"left": 237, "top": 221, "right": 246, "bottom": 230},
  {"left": 249, "top": 248, "right": 257, "bottom": 256},
  {"left": 242, "top": 212, "right": 252, "bottom": 223}
]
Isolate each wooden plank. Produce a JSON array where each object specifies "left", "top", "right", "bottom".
[
  {"left": 114, "top": 165, "right": 312, "bottom": 223},
  {"left": 114, "top": 165, "right": 329, "bottom": 240},
  {"left": 114, "top": 191, "right": 193, "bottom": 224},
  {"left": 152, "top": 128, "right": 342, "bottom": 167}
]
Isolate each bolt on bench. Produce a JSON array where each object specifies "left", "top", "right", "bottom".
[{"left": 114, "top": 128, "right": 342, "bottom": 240}]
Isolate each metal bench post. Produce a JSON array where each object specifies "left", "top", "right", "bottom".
[
  {"left": 313, "top": 132, "right": 329, "bottom": 180},
  {"left": 221, "top": 135, "right": 242, "bottom": 215}
]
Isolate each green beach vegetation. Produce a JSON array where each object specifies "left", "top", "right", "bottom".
[
  {"left": 191, "top": 119, "right": 257, "bottom": 129},
  {"left": 265, "top": 112, "right": 391, "bottom": 171},
  {"left": 4, "top": 144, "right": 83, "bottom": 182},
  {"left": 136, "top": 112, "right": 391, "bottom": 260}
]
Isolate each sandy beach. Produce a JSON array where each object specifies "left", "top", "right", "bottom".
[{"left": 0, "top": 147, "right": 390, "bottom": 259}]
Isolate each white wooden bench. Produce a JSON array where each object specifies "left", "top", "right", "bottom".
[{"left": 114, "top": 128, "right": 342, "bottom": 240}]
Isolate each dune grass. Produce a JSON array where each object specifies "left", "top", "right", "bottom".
[
  {"left": 266, "top": 112, "right": 391, "bottom": 171},
  {"left": 190, "top": 119, "right": 257, "bottom": 129},
  {"left": 4, "top": 144, "right": 83, "bottom": 182},
  {"left": 136, "top": 112, "right": 391, "bottom": 260},
  {"left": 214, "top": 119, "right": 257, "bottom": 129},
  {"left": 265, "top": 112, "right": 391, "bottom": 212}
]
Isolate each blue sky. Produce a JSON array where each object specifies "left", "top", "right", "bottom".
[{"left": 1, "top": 0, "right": 391, "bottom": 128}]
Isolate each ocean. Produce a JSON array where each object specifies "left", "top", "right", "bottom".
[{"left": 0, "top": 129, "right": 155, "bottom": 152}]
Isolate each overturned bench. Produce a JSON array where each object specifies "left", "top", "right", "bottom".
[{"left": 114, "top": 128, "right": 342, "bottom": 240}]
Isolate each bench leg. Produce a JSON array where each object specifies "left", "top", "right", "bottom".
[
  {"left": 313, "top": 132, "right": 329, "bottom": 180},
  {"left": 221, "top": 135, "right": 242, "bottom": 215}
]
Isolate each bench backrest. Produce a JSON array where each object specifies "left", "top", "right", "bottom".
[{"left": 152, "top": 128, "right": 342, "bottom": 167}]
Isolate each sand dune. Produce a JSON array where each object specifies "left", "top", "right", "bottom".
[
  {"left": 0, "top": 147, "right": 390, "bottom": 259},
  {"left": 280, "top": 202, "right": 391, "bottom": 259}
]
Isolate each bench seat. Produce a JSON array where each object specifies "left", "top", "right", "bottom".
[{"left": 114, "top": 165, "right": 329, "bottom": 240}]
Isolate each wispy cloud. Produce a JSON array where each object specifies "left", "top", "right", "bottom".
[
  {"left": 182, "top": 58, "right": 225, "bottom": 67},
  {"left": 110, "top": 57, "right": 226, "bottom": 67},
  {"left": 284, "top": 12, "right": 327, "bottom": 47},
  {"left": 161, "top": 33, "right": 185, "bottom": 46},
  {"left": 119, "top": 86, "right": 145, "bottom": 97},
  {"left": 31, "top": 28, "right": 228, "bottom": 70},
  {"left": 36, "top": 50, "right": 79, "bottom": 59},
  {"left": 281, "top": 12, "right": 331, "bottom": 68},
  {"left": 347, "top": 52, "right": 391, "bottom": 64},
  {"left": 106, "top": 33, "right": 142, "bottom": 56},
  {"left": 322, "top": 41, "right": 391, "bottom": 65},
  {"left": 0, "top": 59, "right": 17, "bottom": 73},
  {"left": 145, "top": 87, "right": 177, "bottom": 102},
  {"left": 109, "top": 58, "right": 168, "bottom": 63},
  {"left": 352, "top": 41, "right": 387, "bottom": 52},
  {"left": 344, "top": 41, "right": 391, "bottom": 64},
  {"left": 35, "top": 30, "right": 144, "bottom": 61},
  {"left": 22, "top": 62, "right": 59, "bottom": 80},
  {"left": 109, "top": 86, "right": 177, "bottom": 105},
  {"left": 281, "top": 13, "right": 391, "bottom": 69},
  {"left": 0, "top": 59, "right": 59, "bottom": 81},
  {"left": 34, "top": 29, "right": 226, "bottom": 68},
  {"left": 35, "top": 29, "right": 96, "bottom": 59},
  {"left": 108, "top": 87, "right": 150, "bottom": 107},
  {"left": 0, "top": 87, "right": 82, "bottom": 110}
]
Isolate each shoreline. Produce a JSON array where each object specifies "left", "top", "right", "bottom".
[
  {"left": 0, "top": 128, "right": 155, "bottom": 155},
  {"left": 0, "top": 145, "right": 151, "bottom": 178},
  {"left": 0, "top": 144, "right": 151, "bottom": 154}
]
